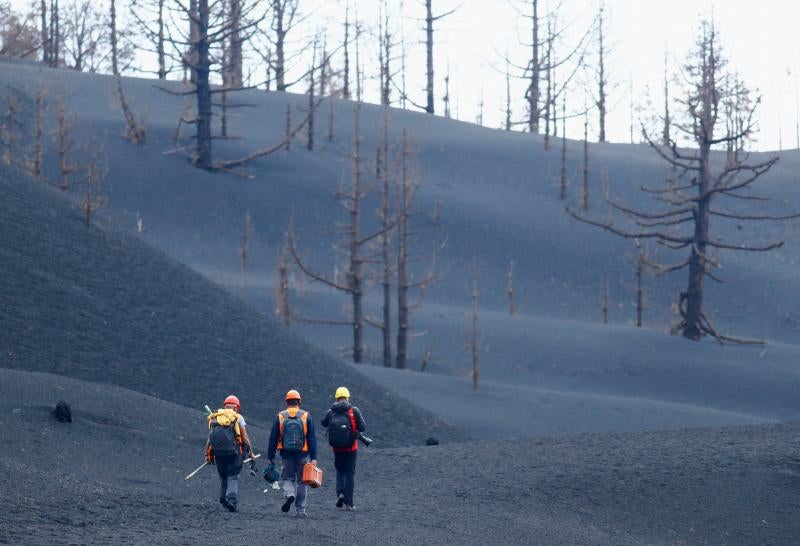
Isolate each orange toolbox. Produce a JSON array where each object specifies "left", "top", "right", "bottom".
[{"left": 302, "top": 463, "right": 324, "bottom": 488}]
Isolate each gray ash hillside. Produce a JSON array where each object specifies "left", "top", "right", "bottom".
[{"left": 0, "top": 162, "right": 460, "bottom": 446}]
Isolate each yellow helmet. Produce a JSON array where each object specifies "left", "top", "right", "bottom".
[{"left": 335, "top": 386, "right": 350, "bottom": 399}]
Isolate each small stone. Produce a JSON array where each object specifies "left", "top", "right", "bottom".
[{"left": 52, "top": 400, "right": 72, "bottom": 423}]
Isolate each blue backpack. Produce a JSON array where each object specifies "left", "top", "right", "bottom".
[{"left": 280, "top": 409, "right": 307, "bottom": 451}]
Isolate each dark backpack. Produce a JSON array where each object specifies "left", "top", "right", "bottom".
[
  {"left": 328, "top": 409, "right": 357, "bottom": 448},
  {"left": 281, "top": 410, "right": 306, "bottom": 451},
  {"left": 208, "top": 410, "right": 241, "bottom": 457}
]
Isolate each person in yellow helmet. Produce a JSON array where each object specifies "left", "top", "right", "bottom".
[
  {"left": 321, "top": 386, "right": 366, "bottom": 511},
  {"left": 266, "top": 389, "right": 318, "bottom": 517}
]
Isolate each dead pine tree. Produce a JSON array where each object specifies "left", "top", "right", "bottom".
[
  {"left": 423, "top": 0, "right": 458, "bottom": 115},
  {"left": 364, "top": 106, "right": 397, "bottom": 368},
  {"left": 81, "top": 143, "right": 107, "bottom": 226},
  {"left": 239, "top": 210, "right": 252, "bottom": 288},
  {"left": 395, "top": 129, "right": 443, "bottom": 369},
  {"left": 290, "top": 105, "right": 391, "bottom": 363},
  {"left": 581, "top": 110, "right": 589, "bottom": 210},
  {"left": 632, "top": 241, "right": 649, "bottom": 327},
  {"left": 129, "top": 0, "right": 169, "bottom": 79},
  {"left": 2, "top": 90, "right": 21, "bottom": 165},
  {"left": 159, "top": 0, "right": 264, "bottom": 169},
  {"left": 567, "top": 20, "right": 800, "bottom": 344},
  {"left": 507, "top": 258, "right": 517, "bottom": 315},
  {"left": 274, "top": 235, "right": 292, "bottom": 327},
  {"left": 27, "top": 90, "right": 45, "bottom": 177},
  {"left": 54, "top": 92, "right": 78, "bottom": 191},
  {"left": 468, "top": 256, "right": 480, "bottom": 390},
  {"left": 559, "top": 94, "right": 567, "bottom": 200},
  {"left": 116, "top": 76, "right": 146, "bottom": 144}
]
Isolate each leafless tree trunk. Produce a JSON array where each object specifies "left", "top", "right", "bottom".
[
  {"left": 41, "top": 0, "right": 49, "bottom": 64},
  {"left": 567, "top": 20, "right": 796, "bottom": 344},
  {"left": 55, "top": 93, "right": 77, "bottom": 191},
  {"left": 662, "top": 53, "right": 670, "bottom": 146},
  {"left": 27, "top": 91, "right": 44, "bottom": 177},
  {"left": 116, "top": 76, "right": 146, "bottom": 144},
  {"left": 2, "top": 92, "right": 20, "bottom": 165},
  {"left": 290, "top": 105, "right": 380, "bottom": 363},
  {"left": 559, "top": 94, "right": 567, "bottom": 200},
  {"left": 285, "top": 102, "right": 291, "bottom": 150},
  {"left": 239, "top": 209, "right": 252, "bottom": 287},
  {"left": 581, "top": 111, "right": 589, "bottom": 210},
  {"left": 110, "top": 0, "right": 119, "bottom": 75},
  {"left": 223, "top": 0, "right": 243, "bottom": 88},
  {"left": 602, "top": 277, "right": 609, "bottom": 324},
  {"left": 424, "top": 0, "right": 458, "bottom": 115},
  {"left": 342, "top": 0, "right": 350, "bottom": 99},
  {"left": 505, "top": 57, "right": 512, "bottom": 131},
  {"left": 130, "top": 0, "right": 168, "bottom": 79},
  {"left": 82, "top": 145, "right": 107, "bottom": 226},
  {"left": 595, "top": 1, "right": 607, "bottom": 142},
  {"left": 507, "top": 259, "right": 517, "bottom": 315},
  {"left": 634, "top": 243, "right": 645, "bottom": 327},
  {"left": 306, "top": 42, "right": 316, "bottom": 151},
  {"left": 275, "top": 236, "right": 292, "bottom": 327},
  {"left": 469, "top": 256, "right": 480, "bottom": 390}
]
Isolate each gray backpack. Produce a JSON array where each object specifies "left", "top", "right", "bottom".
[{"left": 281, "top": 409, "right": 306, "bottom": 451}]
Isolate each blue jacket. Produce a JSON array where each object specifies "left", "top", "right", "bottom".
[{"left": 267, "top": 408, "right": 317, "bottom": 461}]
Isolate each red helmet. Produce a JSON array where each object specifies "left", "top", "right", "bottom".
[{"left": 223, "top": 395, "right": 241, "bottom": 410}]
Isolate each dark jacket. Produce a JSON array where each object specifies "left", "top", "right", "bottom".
[
  {"left": 267, "top": 408, "right": 318, "bottom": 461},
  {"left": 321, "top": 401, "right": 366, "bottom": 452}
]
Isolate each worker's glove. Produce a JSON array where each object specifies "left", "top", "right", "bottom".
[
  {"left": 249, "top": 461, "right": 258, "bottom": 476},
  {"left": 205, "top": 446, "right": 214, "bottom": 464}
]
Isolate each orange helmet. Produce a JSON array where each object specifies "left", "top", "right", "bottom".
[
  {"left": 223, "top": 395, "right": 241, "bottom": 410},
  {"left": 285, "top": 389, "right": 301, "bottom": 402}
]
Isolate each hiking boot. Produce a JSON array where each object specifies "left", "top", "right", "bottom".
[
  {"left": 225, "top": 495, "right": 238, "bottom": 513},
  {"left": 295, "top": 510, "right": 307, "bottom": 518},
  {"left": 219, "top": 497, "right": 230, "bottom": 510},
  {"left": 345, "top": 505, "right": 356, "bottom": 512},
  {"left": 281, "top": 495, "right": 295, "bottom": 513},
  {"left": 336, "top": 494, "right": 345, "bottom": 508}
]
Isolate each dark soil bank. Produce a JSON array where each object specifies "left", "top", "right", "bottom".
[{"left": 3, "top": 368, "right": 800, "bottom": 545}]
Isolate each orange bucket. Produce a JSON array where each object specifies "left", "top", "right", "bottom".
[{"left": 302, "top": 463, "right": 323, "bottom": 488}]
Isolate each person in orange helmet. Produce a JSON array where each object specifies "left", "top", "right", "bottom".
[
  {"left": 205, "top": 395, "right": 256, "bottom": 512},
  {"left": 266, "top": 389, "right": 318, "bottom": 518}
]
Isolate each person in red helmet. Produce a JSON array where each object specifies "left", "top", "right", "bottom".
[
  {"left": 205, "top": 395, "right": 256, "bottom": 512},
  {"left": 267, "top": 389, "right": 318, "bottom": 518}
]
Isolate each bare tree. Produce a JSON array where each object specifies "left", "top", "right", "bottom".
[
  {"left": 239, "top": 209, "right": 252, "bottom": 287},
  {"left": 594, "top": 0, "right": 609, "bottom": 142},
  {"left": 54, "top": 91, "right": 77, "bottom": 191},
  {"left": 0, "top": 4, "right": 39, "bottom": 59},
  {"left": 116, "top": 76, "right": 146, "bottom": 143},
  {"left": 601, "top": 276, "right": 609, "bottom": 324},
  {"left": 262, "top": 0, "right": 302, "bottom": 92},
  {"left": 567, "top": 20, "right": 798, "bottom": 343},
  {"left": 290, "top": 105, "right": 390, "bottom": 363},
  {"left": 130, "top": 0, "right": 169, "bottom": 79},
  {"left": 160, "top": 0, "right": 264, "bottom": 169},
  {"left": 27, "top": 90, "right": 45, "bottom": 177},
  {"left": 423, "top": 0, "right": 458, "bottom": 115},
  {"left": 581, "top": 110, "right": 589, "bottom": 210},
  {"left": 62, "top": 0, "right": 107, "bottom": 72},
  {"left": 2, "top": 90, "right": 21, "bottom": 165},
  {"left": 468, "top": 256, "right": 480, "bottom": 390},
  {"left": 396, "top": 129, "right": 441, "bottom": 369},
  {"left": 507, "top": 258, "right": 517, "bottom": 315},
  {"left": 662, "top": 53, "right": 671, "bottom": 146},
  {"left": 559, "top": 94, "right": 568, "bottom": 200},
  {"left": 81, "top": 143, "right": 107, "bottom": 226},
  {"left": 274, "top": 234, "right": 292, "bottom": 327}
]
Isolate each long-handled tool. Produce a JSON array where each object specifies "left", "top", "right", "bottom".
[
  {"left": 185, "top": 461, "right": 209, "bottom": 481},
  {"left": 243, "top": 453, "right": 261, "bottom": 464}
]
